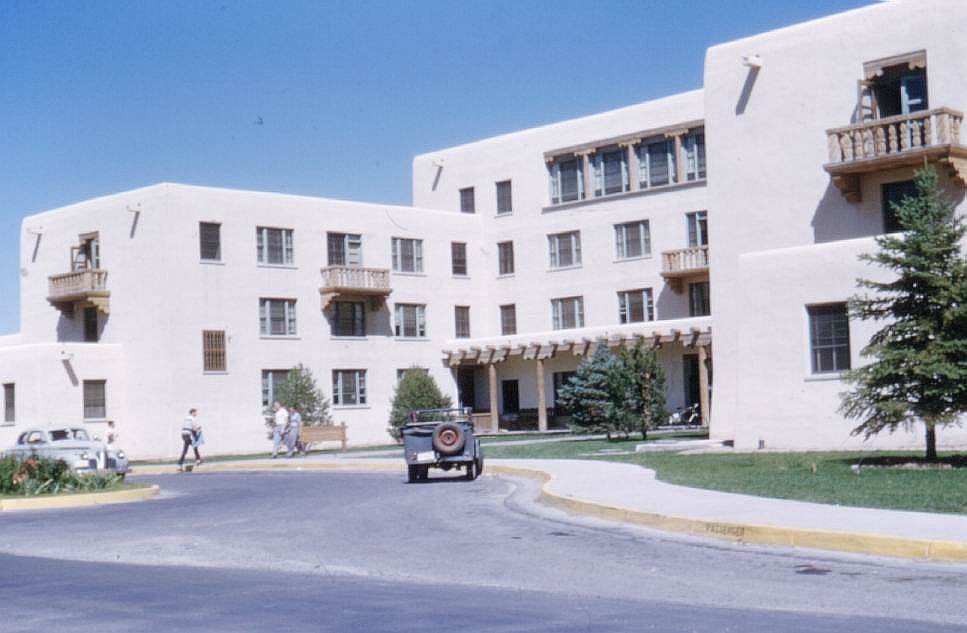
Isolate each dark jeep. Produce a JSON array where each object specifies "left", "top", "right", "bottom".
[{"left": 402, "top": 408, "right": 483, "bottom": 483}]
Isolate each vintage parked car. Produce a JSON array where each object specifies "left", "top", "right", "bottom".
[
  {"left": 2, "top": 427, "right": 129, "bottom": 476},
  {"left": 402, "top": 408, "right": 483, "bottom": 483}
]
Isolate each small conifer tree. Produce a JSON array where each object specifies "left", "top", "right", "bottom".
[
  {"left": 388, "top": 368, "right": 452, "bottom": 441},
  {"left": 557, "top": 345, "right": 620, "bottom": 436},
  {"left": 618, "top": 344, "right": 667, "bottom": 439},
  {"left": 276, "top": 364, "right": 332, "bottom": 427}
]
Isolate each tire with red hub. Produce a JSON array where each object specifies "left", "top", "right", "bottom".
[{"left": 431, "top": 423, "right": 465, "bottom": 456}]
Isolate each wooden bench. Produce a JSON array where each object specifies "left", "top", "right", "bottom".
[{"left": 299, "top": 422, "right": 348, "bottom": 452}]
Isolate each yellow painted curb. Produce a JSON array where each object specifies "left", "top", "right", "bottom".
[
  {"left": 131, "top": 461, "right": 403, "bottom": 477},
  {"left": 487, "top": 464, "right": 967, "bottom": 563},
  {"left": 0, "top": 484, "right": 160, "bottom": 512}
]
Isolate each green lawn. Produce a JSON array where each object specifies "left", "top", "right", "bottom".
[{"left": 485, "top": 439, "right": 967, "bottom": 514}]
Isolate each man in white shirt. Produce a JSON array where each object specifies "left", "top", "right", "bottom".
[
  {"left": 271, "top": 401, "right": 288, "bottom": 459},
  {"left": 178, "top": 408, "right": 202, "bottom": 469}
]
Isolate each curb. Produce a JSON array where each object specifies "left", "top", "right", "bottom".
[
  {"left": 485, "top": 465, "right": 967, "bottom": 563},
  {"left": 0, "top": 484, "right": 161, "bottom": 512},
  {"left": 130, "top": 461, "right": 403, "bottom": 477}
]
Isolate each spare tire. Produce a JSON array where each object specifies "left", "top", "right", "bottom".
[{"left": 432, "top": 422, "right": 465, "bottom": 456}]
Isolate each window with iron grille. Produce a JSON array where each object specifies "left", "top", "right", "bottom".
[
  {"left": 548, "top": 231, "right": 581, "bottom": 268},
  {"left": 333, "top": 369, "right": 367, "bottom": 406},
  {"left": 200, "top": 222, "right": 221, "bottom": 261},
  {"left": 391, "top": 237, "right": 423, "bottom": 273},
  {"left": 459, "top": 187, "right": 475, "bottom": 213},
  {"left": 395, "top": 303, "right": 427, "bottom": 338},
  {"left": 808, "top": 304, "right": 851, "bottom": 374},
  {"left": 614, "top": 220, "right": 651, "bottom": 259},
  {"left": 454, "top": 306, "right": 470, "bottom": 338},
  {"left": 500, "top": 304, "right": 517, "bottom": 335},
  {"left": 259, "top": 298, "right": 297, "bottom": 336},
  {"left": 618, "top": 289, "right": 654, "bottom": 324},
  {"left": 327, "top": 232, "right": 362, "bottom": 266},
  {"left": 496, "top": 180, "right": 513, "bottom": 214},
  {"left": 332, "top": 301, "right": 365, "bottom": 337},
  {"left": 3, "top": 383, "right": 14, "bottom": 423},
  {"left": 202, "top": 330, "right": 227, "bottom": 371},
  {"left": 261, "top": 369, "right": 291, "bottom": 408},
  {"left": 451, "top": 242, "right": 467, "bottom": 276},
  {"left": 551, "top": 296, "right": 584, "bottom": 330},
  {"left": 498, "top": 241, "right": 514, "bottom": 275},
  {"left": 83, "top": 380, "right": 106, "bottom": 419},
  {"left": 256, "top": 227, "right": 294, "bottom": 265}
]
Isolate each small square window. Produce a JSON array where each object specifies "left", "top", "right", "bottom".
[
  {"left": 496, "top": 180, "right": 512, "bottom": 214},
  {"left": 200, "top": 222, "right": 221, "bottom": 261},
  {"left": 808, "top": 304, "right": 851, "bottom": 374},
  {"left": 460, "top": 187, "right": 475, "bottom": 213}
]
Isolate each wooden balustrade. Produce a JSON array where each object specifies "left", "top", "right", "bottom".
[{"left": 826, "top": 108, "right": 962, "bottom": 164}]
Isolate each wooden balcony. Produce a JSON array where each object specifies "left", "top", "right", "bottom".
[
  {"left": 660, "top": 246, "right": 709, "bottom": 292},
  {"left": 47, "top": 269, "right": 110, "bottom": 316},
  {"left": 319, "top": 266, "right": 392, "bottom": 310},
  {"left": 825, "top": 107, "right": 967, "bottom": 201}
]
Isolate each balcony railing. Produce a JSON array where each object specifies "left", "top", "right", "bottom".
[
  {"left": 825, "top": 108, "right": 967, "bottom": 201},
  {"left": 47, "top": 269, "right": 110, "bottom": 315},
  {"left": 319, "top": 266, "right": 392, "bottom": 310},
  {"left": 661, "top": 246, "right": 709, "bottom": 279}
]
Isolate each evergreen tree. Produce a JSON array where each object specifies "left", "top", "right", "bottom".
[
  {"left": 618, "top": 343, "right": 667, "bottom": 439},
  {"left": 388, "top": 368, "right": 452, "bottom": 441},
  {"left": 557, "top": 345, "right": 620, "bottom": 436},
  {"left": 840, "top": 167, "right": 967, "bottom": 460},
  {"left": 276, "top": 364, "right": 333, "bottom": 427}
]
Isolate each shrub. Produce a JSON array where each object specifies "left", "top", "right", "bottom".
[
  {"left": 0, "top": 455, "right": 120, "bottom": 496},
  {"left": 388, "top": 368, "right": 452, "bottom": 441}
]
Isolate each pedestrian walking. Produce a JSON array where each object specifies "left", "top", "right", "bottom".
[
  {"left": 286, "top": 407, "right": 302, "bottom": 458},
  {"left": 178, "top": 407, "right": 203, "bottom": 470},
  {"left": 271, "top": 401, "right": 288, "bottom": 458}
]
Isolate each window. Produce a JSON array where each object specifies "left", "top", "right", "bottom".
[
  {"left": 553, "top": 372, "right": 576, "bottom": 414},
  {"left": 593, "top": 147, "right": 629, "bottom": 196},
  {"left": 333, "top": 370, "right": 367, "bottom": 406},
  {"left": 259, "top": 298, "right": 297, "bottom": 336},
  {"left": 256, "top": 227, "right": 294, "bottom": 265},
  {"left": 3, "top": 383, "right": 13, "bottom": 423},
  {"left": 864, "top": 56, "right": 928, "bottom": 119},
  {"left": 84, "top": 307, "right": 99, "bottom": 342},
  {"left": 496, "top": 180, "right": 513, "bottom": 214},
  {"left": 808, "top": 304, "right": 851, "bottom": 374},
  {"left": 391, "top": 237, "right": 423, "bottom": 273},
  {"left": 548, "top": 157, "right": 584, "bottom": 204},
  {"left": 397, "top": 367, "right": 429, "bottom": 382},
  {"left": 72, "top": 233, "right": 100, "bottom": 271},
  {"left": 500, "top": 304, "right": 517, "bottom": 335},
  {"left": 200, "top": 222, "right": 221, "bottom": 261},
  {"left": 683, "top": 132, "right": 706, "bottom": 181},
  {"left": 460, "top": 187, "right": 475, "bottom": 213},
  {"left": 395, "top": 303, "right": 427, "bottom": 338},
  {"left": 261, "top": 369, "right": 291, "bottom": 407},
  {"left": 332, "top": 301, "right": 365, "bottom": 337},
  {"left": 83, "top": 380, "right": 106, "bottom": 419},
  {"left": 548, "top": 231, "right": 581, "bottom": 268},
  {"left": 638, "top": 139, "right": 676, "bottom": 188},
  {"left": 881, "top": 180, "right": 916, "bottom": 233},
  {"left": 454, "top": 306, "right": 471, "bottom": 338},
  {"left": 552, "top": 296, "right": 584, "bottom": 330},
  {"left": 327, "top": 232, "right": 362, "bottom": 266},
  {"left": 618, "top": 289, "right": 654, "bottom": 324},
  {"left": 202, "top": 330, "right": 226, "bottom": 371},
  {"left": 498, "top": 241, "right": 515, "bottom": 275},
  {"left": 687, "top": 211, "right": 709, "bottom": 247},
  {"left": 688, "top": 282, "right": 711, "bottom": 317},
  {"left": 614, "top": 221, "right": 651, "bottom": 259},
  {"left": 451, "top": 242, "right": 467, "bottom": 276}
]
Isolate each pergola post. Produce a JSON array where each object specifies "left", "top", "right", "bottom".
[
  {"left": 536, "top": 358, "right": 547, "bottom": 432},
  {"left": 698, "top": 344, "right": 711, "bottom": 427},
  {"left": 488, "top": 362, "right": 498, "bottom": 432}
]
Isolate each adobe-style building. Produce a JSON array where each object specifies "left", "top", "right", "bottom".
[{"left": 2, "top": 0, "right": 965, "bottom": 459}]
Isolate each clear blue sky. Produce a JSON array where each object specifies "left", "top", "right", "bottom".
[{"left": 0, "top": 0, "right": 874, "bottom": 335}]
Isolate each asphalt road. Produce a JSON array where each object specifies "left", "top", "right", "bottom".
[{"left": 1, "top": 470, "right": 965, "bottom": 632}]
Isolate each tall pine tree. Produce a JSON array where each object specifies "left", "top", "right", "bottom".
[{"left": 840, "top": 167, "right": 967, "bottom": 460}]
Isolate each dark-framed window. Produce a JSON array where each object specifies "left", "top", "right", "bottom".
[
  {"left": 200, "top": 222, "right": 221, "bottom": 261},
  {"left": 84, "top": 307, "right": 99, "bottom": 342},
  {"left": 454, "top": 306, "right": 470, "bottom": 338},
  {"left": 500, "top": 304, "right": 517, "bottom": 335},
  {"left": 451, "top": 242, "right": 467, "bottom": 276},
  {"left": 3, "top": 383, "right": 14, "bottom": 423},
  {"left": 327, "top": 232, "right": 362, "bottom": 266},
  {"left": 83, "top": 380, "right": 106, "bottom": 419},
  {"left": 460, "top": 187, "right": 475, "bottom": 213},
  {"left": 687, "top": 211, "right": 708, "bottom": 247},
  {"left": 498, "top": 241, "right": 514, "bottom": 276},
  {"left": 332, "top": 301, "right": 365, "bottom": 337},
  {"left": 808, "top": 304, "right": 851, "bottom": 374},
  {"left": 688, "top": 282, "right": 710, "bottom": 317},
  {"left": 496, "top": 180, "right": 512, "bottom": 214},
  {"left": 881, "top": 180, "right": 917, "bottom": 234}
]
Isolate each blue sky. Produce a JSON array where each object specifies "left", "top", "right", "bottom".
[{"left": 0, "top": 0, "right": 874, "bottom": 335}]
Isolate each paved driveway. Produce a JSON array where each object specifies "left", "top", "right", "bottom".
[{"left": 1, "top": 471, "right": 965, "bottom": 632}]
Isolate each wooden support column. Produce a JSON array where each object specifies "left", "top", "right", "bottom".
[
  {"left": 673, "top": 133, "right": 685, "bottom": 184},
  {"left": 623, "top": 142, "right": 639, "bottom": 192},
  {"left": 536, "top": 358, "right": 547, "bottom": 432},
  {"left": 579, "top": 151, "right": 592, "bottom": 200},
  {"left": 698, "top": 344, "right": 711, "bottom": 428},
  {"left": 488, "top": 362, "right": 499, "bottom": 432}
]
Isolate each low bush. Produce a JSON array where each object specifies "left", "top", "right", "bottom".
[{"left": 0, "top": 455, "right": 121, "bottom": 496}]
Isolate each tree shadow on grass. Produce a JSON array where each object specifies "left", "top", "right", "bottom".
[{"left": 831, "top": 454, "right": 967, "bottom": 469}]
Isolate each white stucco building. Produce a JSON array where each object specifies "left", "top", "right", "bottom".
[{"left": 2, "top": 0, "right": 965, "bottom": 459}]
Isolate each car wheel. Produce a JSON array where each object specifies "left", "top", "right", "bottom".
[
  {"left": 407, "top": 464, "right": 419, "bottom": 483},
  {"left": 475, "top": 454, "right": 484, "bottom": 477},
  {"left": 419, "top": 465, "right": 430, "bottom": 481},
  {"left": 431, "top": 423, "right": 465, "bottom": 456},
  {"left": 464, "top": 460, "right": 476, "bottom": 481}
]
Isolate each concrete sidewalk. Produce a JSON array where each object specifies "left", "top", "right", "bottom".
[{"left": 131, "top": 454, "right": 967, "bottom": 562}]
